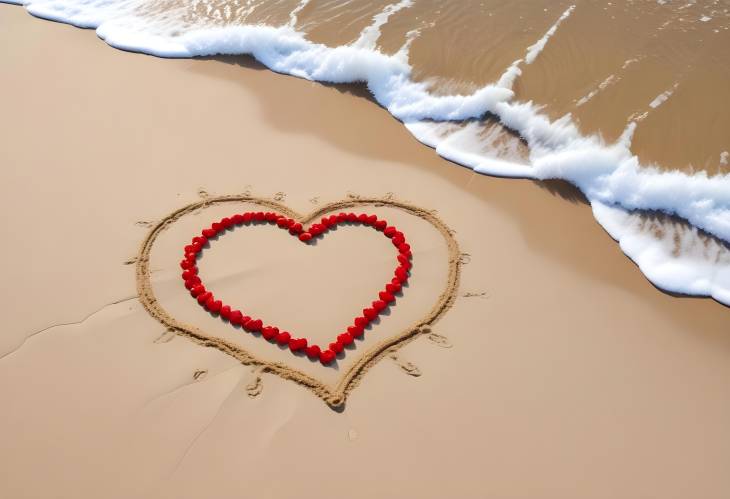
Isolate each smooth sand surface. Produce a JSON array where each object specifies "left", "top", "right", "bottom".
[{"left": 1, "top": 6, "right": 729, "bottom": 499}]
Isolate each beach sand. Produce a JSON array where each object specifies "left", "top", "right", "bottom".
[{"left": 1, "top": 5, "right": 729, "bottom": 498}]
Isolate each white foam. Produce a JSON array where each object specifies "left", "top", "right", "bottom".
[
  {"left": 593, "top": 202, "right": 730, "bottom": 305},
  {"left": 524, "top": 5, "right": 575, "bottom": 64},
  {"left": 576, "top": 74, "right": 617, "bottom": 107},
  {"left": 287, "top": 0, "right": 311, "bottom": 28},
  {"left": 9, "top": 0, "right": 730, "bottom": 305},
  {"left": 721, "top": 151, "right": 729, "bottom": 166},
  {"left": 351, "top": 0, "right": 413, "bottom": 50},
  {"left": 497, "top": 5, "right": 575, "bottom": 90},
  {"left": 649, "top": 83, "right": 678, "bottom": 109}
]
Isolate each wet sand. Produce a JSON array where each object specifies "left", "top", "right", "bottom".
[{"left": 1, "top": 5, "right": 730, "bottom": 499}]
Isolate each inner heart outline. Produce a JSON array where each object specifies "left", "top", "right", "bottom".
[
  {"left": 136, "top": 195, "right": 461, "bottom": 409},
  {"left": 182, "top": 208, "right": 413, "bottom": 365}
]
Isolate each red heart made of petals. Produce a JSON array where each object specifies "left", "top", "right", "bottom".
[{"left": 180, "top": 210, "right": 412, "bottom": 366}]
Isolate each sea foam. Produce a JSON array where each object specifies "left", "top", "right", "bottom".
[{"left": 7, "top": 0, "right": 730, "bottom": 306}]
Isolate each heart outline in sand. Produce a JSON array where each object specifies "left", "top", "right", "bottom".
[{"left": 136, "top": 195, "right": 461, "bottom": 409}]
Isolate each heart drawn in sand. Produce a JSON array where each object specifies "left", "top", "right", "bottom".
[
  {"left": 180, "top": 210, "right": 413, "bottom": 365},
  {"left": 136, "top": 196, "right": 460, "bottom": 408}
]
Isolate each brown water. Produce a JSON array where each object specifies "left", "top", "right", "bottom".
[{"left": 139, "top": 0, "right": 730, "bottom": 173}]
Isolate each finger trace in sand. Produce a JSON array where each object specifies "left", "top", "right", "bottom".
[
  {"left": 388, "top": 353, "right": 422, "bottom": 377},
  {"left": 0, "top": 295, "right": 137, "bottom": 361},
  {"left": 135, "top": 195, "right": 461, "bottom": 409}
]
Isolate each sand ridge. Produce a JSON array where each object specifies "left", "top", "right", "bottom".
[{"left": 136, "top": 194, "right": 461, "bottom": 409}]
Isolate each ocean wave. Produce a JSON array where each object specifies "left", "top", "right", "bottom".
[{"left": 7, "top": 0, "right": 730, "bottom": 306}]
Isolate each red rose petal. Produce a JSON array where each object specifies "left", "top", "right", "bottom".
[
  {"left": 363, "top": 308, "right": 378, "bottom": 320},
  {"left": 337, "top": 332, "right": 354, "bottom": 346},
  {"left": 319, "top": 349, "right": 336, "bottom": 364},
  {"left": 261, "top": 326, "right": 278, "bottom": 340},
  {"left": 205, "top": 299, "right": 222, "bottom": 313},
  {"left": 306, "top": 344, "right": 321, "bottom": 359},
  {"left": 347, "top": 325, "right": 364, "bottom": 338},
  {"left": 246, "top": 319, "right": 263, "bottom": 332},
  {"left": 289, "top": 337, "right": 307, "bottom": 351},
  {"left": 372, "top": 300, "right": 387, "bottom": 311},
  {"left": 229, "top": 310, "right": 243, "bottom": 325}
]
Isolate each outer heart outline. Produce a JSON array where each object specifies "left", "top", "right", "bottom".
[{"left": 136, "top": 195, "right": 461, "bottom": 409}]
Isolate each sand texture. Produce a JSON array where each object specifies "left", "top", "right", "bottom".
[{"left": 1, "top": 6, "right": 730, "bottom": 499}]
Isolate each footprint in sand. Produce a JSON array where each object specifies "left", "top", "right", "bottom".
[
  {"left": 389, "top": 353, "right": 422, "bottom": 377},
  {"left": 246, "top": 367, "right": 265, "bottom": 398}
]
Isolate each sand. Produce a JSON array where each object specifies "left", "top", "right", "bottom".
[{"left": 1, "top": 5, "right": 730, "bottom": 499}]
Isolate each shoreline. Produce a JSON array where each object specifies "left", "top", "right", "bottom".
[
  {"left": 6, "top": 1, "right": 730, "bottom": 306},
  {"left": 1, "top": 5, "right": 729, "bottom": 499}
]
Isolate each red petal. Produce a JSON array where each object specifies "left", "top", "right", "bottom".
[
  {"left": 337, "top": 333, "right": 354, "bottom": 346},
  {"left": 306, "top": 345, "right": 322, "bottom": 359},
  {"left": 319, "top": 349, "right": 336, "bottom": 364},
  {"left": 276, "top": 331, "right": 291, "bottom": 345},
  {"left": 229, "top": 310, "right": 243, "bottom": 325}
]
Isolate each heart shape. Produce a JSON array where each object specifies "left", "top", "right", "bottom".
[
  {"left": 136, "top": 196, "right": 460, "bottom": 408},
  {"left": 180, "top": 209, "right": 413, "bottom": 365}
]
